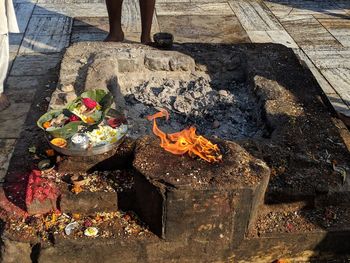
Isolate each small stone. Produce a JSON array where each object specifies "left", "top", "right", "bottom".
[
  {"left": 212, "top": 120, "right": 220, "bottom": 129},
  {"left": 218, "top": 90, "right": 229, "bottom": 97},
  {"left": 61, "top": 84, "right": 74, "bottom": 92},
  {"left": 64, "top": 92, "right": 77, "bottom": 103},
  {"left": 45, "top": 97, "right": 51, "bottom": 102},
  {"left": 79, "top": 58, "right": 87, "bottom": 64},
  {"left": 192, "top": 91, "right": 202, "bottom": 99}
]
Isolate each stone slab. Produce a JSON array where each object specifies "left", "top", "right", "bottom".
[
  {"left": 321, "top": 68, "right": 350, "bottom": 109},
  {"left": 121, "top": 0, "right": 159, "bottom": 33},
  {"left": 157, "top": 15, "right": 250, "bottom": 43},
  {"left": 25, "top": 15, "right": 72, "bottom": 36},
  {"left": 14, "top": 3, "right": 35, "bottom": 33},
  {"left": 0, "top": 140, "right": 16, "bottom": 183},
  {"left": 0, "top": 103, "right": 31, "bottom": 139},
  {"left": 33, "top": 3, "right": 108, "bottom": 16},
  {"left": 318, "top": 18, "right": 350, "bottom": 47},
  {"left": 303, "top": 47, "right": 350, "bottom": 69},
  {"left": 155, "top": 2, "right": 234, "bottom": 16},
  {"left": 5, "top": 75, "right": 55, "bottom": 104},
  {"left": 9, "top": 53, "right": 61, "bottom": 76},
  {"left": 264, "top": 0, "right": 347, "bottom": 19},
  {"left": 38, "top": 0, "right": 104, "bottom": 3},
  {"left": 229, "top": 0, "right": 283, "bottom": 31},
  {"left": 14, "top": 0, "right": 37, "bottom": 3},
  {"left": 247, "top": 30, "right": 297, "bottom": 48},
  {"left": 70, "top": 31, "right": 107, "bottom": 43},
  {"left": 9, "top": 33, "right": 23, "bottom": 54},
  {"left": 6, "top": 87, "right": 37, "bottom": 104},
  {"left": 279, "top": 15, "right": 342, "bottom": 48},
  {"left": 19, "top": 33, "right": 70, "bottom": 53},
  {"left": 73, "top": 16, "right": 109, "bottom": 32}
]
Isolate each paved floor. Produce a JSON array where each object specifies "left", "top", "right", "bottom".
[{"left": 1, "top": 0, "right": 349, "bottom": 181}]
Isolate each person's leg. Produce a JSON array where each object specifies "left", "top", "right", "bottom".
[
  {"left": 105, "top": 0, "right": 124, "bottom": 42},
  {"left": 0, "top": 34, "right": 10, "bottom": 112},
  {"left": 139, "top": 0, "right": 155, "bottom": 44}
]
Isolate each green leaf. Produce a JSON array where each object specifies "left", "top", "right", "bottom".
[
  {"left": 37, "top": 110, "right": 63, "bottom": 130},
  {"left": 37, "top": 89, "right": 115, "bottom": 139},
  {"left": 81, "top": 89, "right": 107, "bottom": 102},
  {"left": 67, "top": 89, "right": 113, "bottom": 126},
  {"left": 28, "top": 146, "right": 36, "bottom": 154},
  {"left": 47, "top": 121, "right": 84, "bottom": 139},
  {"left": 37, "top": 109, "right": 84, "bottom": 139}
]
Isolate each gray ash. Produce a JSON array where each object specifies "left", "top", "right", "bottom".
[{"left": 124, "top": 77, "right": 266, "bottom": 140}]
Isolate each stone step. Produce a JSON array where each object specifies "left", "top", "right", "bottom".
[{"left": 3, "top": 219, "right": 350, "bottom": 263}]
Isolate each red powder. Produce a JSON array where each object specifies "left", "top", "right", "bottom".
[{"left": 25, "top": 170, "right": 60, "bottom": 206}]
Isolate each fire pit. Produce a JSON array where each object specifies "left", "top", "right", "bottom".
[{"left": 2, "top": 42, "right": 350, "bottom": 263}]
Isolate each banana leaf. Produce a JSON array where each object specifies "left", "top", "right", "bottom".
[
  {"left": 37, "top": 110, "right": 84, "bottom": 139},
  {"left": 67, "top": 89, "right": 114, "bottom": 126}
]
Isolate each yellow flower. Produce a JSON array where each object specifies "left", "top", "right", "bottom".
[{"left": 86, "top": 117, "right": 95, "bottom": 124}]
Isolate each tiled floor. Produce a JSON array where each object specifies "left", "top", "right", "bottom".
[{"left": 1, "top": 0, "right": 349, "bottom": 181}]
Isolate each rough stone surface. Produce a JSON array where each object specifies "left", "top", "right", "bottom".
[
  {"left": 0, "top": 238, "right": 32, "bottom": 263},
  {"left": 60, "top": 186, "right": 118, "bottom": 214},
  {"left": 133, "top": 136, "right": 270, "bottom": 246},
  {"left": 26, "top": 198, "right": 56, "bottom": 215}
]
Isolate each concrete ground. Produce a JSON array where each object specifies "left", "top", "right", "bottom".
[{"left": 0, "top": 0, "right": 349, "bottom": 182}]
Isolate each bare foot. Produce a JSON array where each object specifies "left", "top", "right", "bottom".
[
  {"left": 104, "top": 32, "right": 125, "bottom": 42},
  {"left": 0, "top": 94, "right": 10, "bottom": 112},
  {"left": 141, "top": 34, "right": 152, "bottom": 45}
]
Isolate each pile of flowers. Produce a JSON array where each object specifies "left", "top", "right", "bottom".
[{"left": 37, "top": 89, "right": 128, "bottom": 150}]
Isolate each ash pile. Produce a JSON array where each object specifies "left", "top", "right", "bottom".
[{"left": 124, "top": 76, "right": 266, "bottom": 140}]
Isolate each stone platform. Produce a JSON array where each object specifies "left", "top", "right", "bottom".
[{"left": 1, "top": 42, "right": 350, "bottom": 262}]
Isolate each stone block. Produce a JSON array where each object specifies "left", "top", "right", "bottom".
[
  {"left": 38, "top": 238, "right": 146, "bottom": 263},
  {"left": 144, "top": 52, "right": 171, "bottom": 71},
  {"left": 84, "top": 57, "right": 118, "bottom": 93},
  {"left": 59, "top": 186, "right": 118, "bottom": 214},
  {"left": 133, "top": 136, "right": 270, "bottom": 248},
  {"left": 49, "top": 90, "right": 77, "bottom": 110},
  {"left": 26, "top": 198, "right": 56, "bottom": 215},
  {"left": 116, "top": 52, "right": 144, "bottom": 73},
  {"left": 169, "top": 53, "right": 195, "bottom": 71},
  {"left": 253, "top": 75, "right": 288, "bottom": 101},
  {"left": 0, "top": 238, "right": 32, "bottom": 263}
]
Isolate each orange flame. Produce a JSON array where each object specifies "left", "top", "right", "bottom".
[{"left": 147, "top": 109, "right": 222, "bottom": 163}]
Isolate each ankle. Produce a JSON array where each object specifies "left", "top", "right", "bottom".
[
  {"left": 105, "top": 31, "right": 124, "bottom": 42},
  {"left": 141, "top": 33, "right": 152, "bottom": 44}
]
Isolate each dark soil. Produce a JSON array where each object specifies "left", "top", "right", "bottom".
[{"left": 133, "top": 135, "right": 269, "bottom": 190}]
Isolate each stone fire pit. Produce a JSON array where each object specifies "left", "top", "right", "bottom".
[{"left": 1, "top": 42, "right": 350, "bottom": 262}]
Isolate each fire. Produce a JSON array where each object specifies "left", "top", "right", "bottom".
[{"left": 146, "top": 109, "right": 222, "bottom": 163}]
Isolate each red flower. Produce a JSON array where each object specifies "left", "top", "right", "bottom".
[
  {"left": 69, "top": 114, "right": 80, "bottom": 122},
  {"left": 82, "top": 98, "right": 97, "bottom": 109}
]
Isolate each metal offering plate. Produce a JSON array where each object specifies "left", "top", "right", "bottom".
[{"left": 45, "top": 125, "right": 128, "bottom": 157}]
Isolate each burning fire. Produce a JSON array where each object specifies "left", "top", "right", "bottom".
[{"left": 146, "top": 109, "right": 222, "bottom": 163}]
